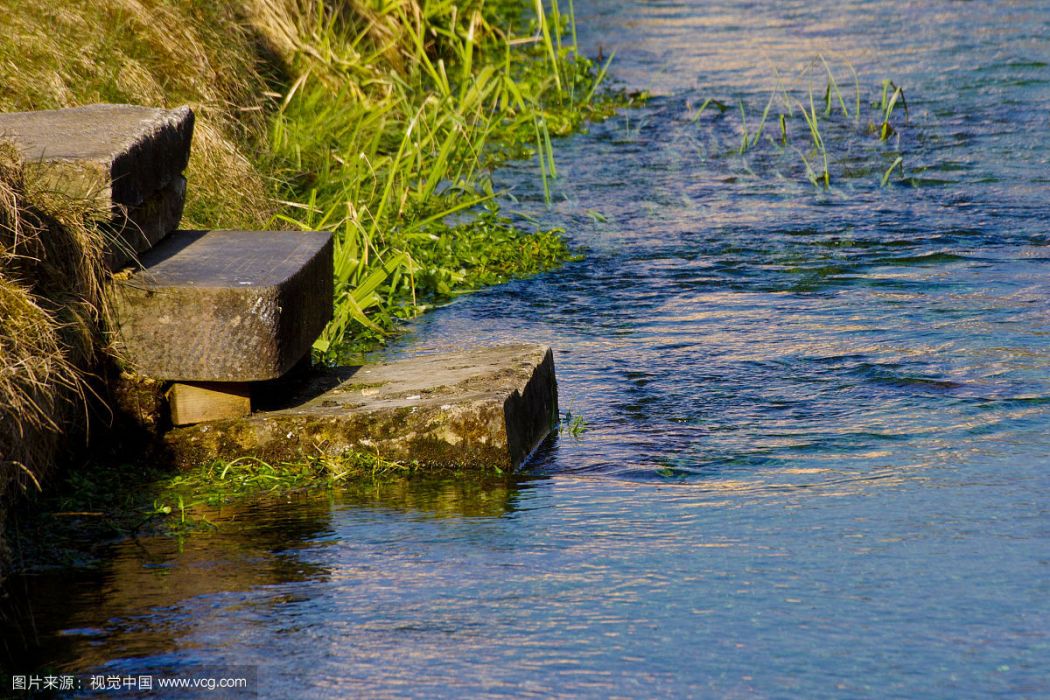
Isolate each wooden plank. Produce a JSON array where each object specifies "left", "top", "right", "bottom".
[
  {"left": 0, "top": 104, "right": 194, "bottom": 266},
  {"left": 167, "top": 382, "right": 251, "bottom": 426},
  {"left": 0, "top": 104, "right": 193, "bottom": 211}
]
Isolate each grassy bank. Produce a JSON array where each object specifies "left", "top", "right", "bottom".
[
  {"left": 261, "top": 0, "right": 630, "bottom": 358},
  {"left": 0, "top": 0, "right": 635, "bottom": 517}
]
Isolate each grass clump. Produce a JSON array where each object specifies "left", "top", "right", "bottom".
[
  {"left": 7, "top": 451, "right": 413, "bottom": 556},
  {"left": 162, "top": 453, "right": 411, "bottom": 503},
  {"left": 130, "top": 454, "right": 415, "bottom": 534},
  {"left": 691, "top": 55, "right": 913, "bottom": 190},
  {"left": 264, "top": 0, "right": 635, "bottom": 358},
  {"left": 0, "top": 145, "right": 108, "bottom": 501}
]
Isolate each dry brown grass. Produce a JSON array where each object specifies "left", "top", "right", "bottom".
[
  {"left": 0, "top": 0, "right": 276, "bottom": 228},
  {"left": 0, "top": 146, "right": 98, "bottom": 496}
]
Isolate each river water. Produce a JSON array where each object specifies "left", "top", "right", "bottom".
[{"left": 3, "top": 0, "right": 1049, "bottom": 697}]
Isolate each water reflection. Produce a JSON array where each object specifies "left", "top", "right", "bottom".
[{"left": 1, "top": 478, "right": 523, "bottom": 679}]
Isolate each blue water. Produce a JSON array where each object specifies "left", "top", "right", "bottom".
[{"left": 3, "top": 0, "right": 1049, "bottom": 697}]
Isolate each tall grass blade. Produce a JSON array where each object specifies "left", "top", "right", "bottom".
[
  {"left": 881, "top": 156, "right": 904, "bottom": 186},
  {"left": 534, "top": 0, "right": 562, "bottom": 91},
  {"left": 819, "top": 55, "right": 850, "bottom": 119},
  {"left": 583, "top": 50, "right": 616, "bottom": 105},
  {"left": 751, "top": 89, "right": 777, "bottom": 148},
  {"left": 880, "top": 85, "right": 904, "bottom": 141},
  {"left": 847, "top": 62, "right": 861, "bottom": 127}
]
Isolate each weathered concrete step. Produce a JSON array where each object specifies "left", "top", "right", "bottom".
[
  {"left": 111, "top": 229, "right": 333, "bottom": 382},
  {"left": 0, "top": 104, "right": 193, "bottom": 265},
  {"left": 165, "top": 344, "right": 559, "bottom": 472}
]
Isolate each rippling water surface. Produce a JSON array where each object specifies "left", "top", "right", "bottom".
[{"left": 4, "top": 1, "right": 1049, "bottom": 696}]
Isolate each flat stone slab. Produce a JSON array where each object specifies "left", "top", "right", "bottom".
[
  {"left": 111, "top": 229, "right": 333, "bottom": 382},
  {"left": 165, "top": 344, "right": 559, "bottom": 472},
  {"left": 0, "top": 104, "right": 193, "bottom": 263}
]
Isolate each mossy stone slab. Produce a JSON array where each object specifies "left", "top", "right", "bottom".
[
  {"left": 165, "top": 344, "right": 559, "bottom": 472},
  {"left": 111, "top": 229, "right": 333, "bottom": 382},
  {"left": 0, "top": 104, "right": 193, "bottom": 262}
]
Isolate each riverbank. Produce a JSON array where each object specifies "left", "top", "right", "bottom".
[
  {"left": 4, "top": 0, "right": 1048, "bottom": 693},
  {"left": 0, "top": 0, "right": 639, "bottom": 577}
]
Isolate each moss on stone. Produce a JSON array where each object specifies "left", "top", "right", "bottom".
[{"left": 165, "top": 345, "right": 557, "bottom": 475}]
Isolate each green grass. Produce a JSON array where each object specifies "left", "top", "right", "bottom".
[
  {"left": 3, "top": 452, "right": 420, "bottom": 564},
  {"left": 263, "top": 0, "right": 640, "bottom": 360},
  {"left": 153, "top": 453, "right": 413, "bottom": 530}
]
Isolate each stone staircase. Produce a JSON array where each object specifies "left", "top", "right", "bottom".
[
  {"left": 0, "top": 104, "right": 557, "bottom": 471},
  {"left": 0, "top": 104, "right": 333, "bottom": 425}
]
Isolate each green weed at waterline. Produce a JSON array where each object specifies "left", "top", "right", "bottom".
[
  {"left": 881, "top": 156, "right": 905, "bottom": 187},
  {"left": 560, "top": 410, "right": 587, "bottom": 438},
  {"left": 691, "top": 56, "right": 912, "bottom": 190},
  {"left": 149, "top": 453, "right": 417, "bottom": 531},
  {"left": 878, "top": 79, "right": 909, "bottom": 141},
  {"left": 799, "top": 84, "right": 831, "bottom": 188}
]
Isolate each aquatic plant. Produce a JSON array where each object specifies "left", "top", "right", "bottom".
[
  {"left": 881, "top": 156, "right": 905, "bottom": 187},
  {"left": 691, "top": 57, "right": 912, "bottom": 190},
  {"left": 820, "top": 55, "right": 850, "bottom": 120},
  {"left": 691, "top": 97, "right": 728, "bottom": 123},
  {"left": 737, "top": 90, "right": 778, "bottom": 155},
  {"left": 8, "top": 451, "right": 419, "bottom": 543},
  {"left": 799, "top": 84, "right": 831, "bottom": 188},
  {"left": 560, "top": 410, "right": 587, "bottom": 438},
  {"left": 878, "top": 79, "right": 909, "bottom": 140}
]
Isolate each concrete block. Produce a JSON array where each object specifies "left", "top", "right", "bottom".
[
  {"left": 111, "top": 229, "right": 333, "bottom": 382},
  {"left": 0, "top": 104, "right": 193, "bottom": 261},
  {"left": 165, "top": 344, "right": 559, "bottom": 472}
]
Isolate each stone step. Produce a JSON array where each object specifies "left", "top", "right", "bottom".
[
  {"left": 165, "top": 344, "right": 559, "bottom": 472},
  {"left": 111, "top": 229, "right": 333, "bottom": 383},
  {"left": 0, "top": 103, "right": 193, "bottom": 266}
]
